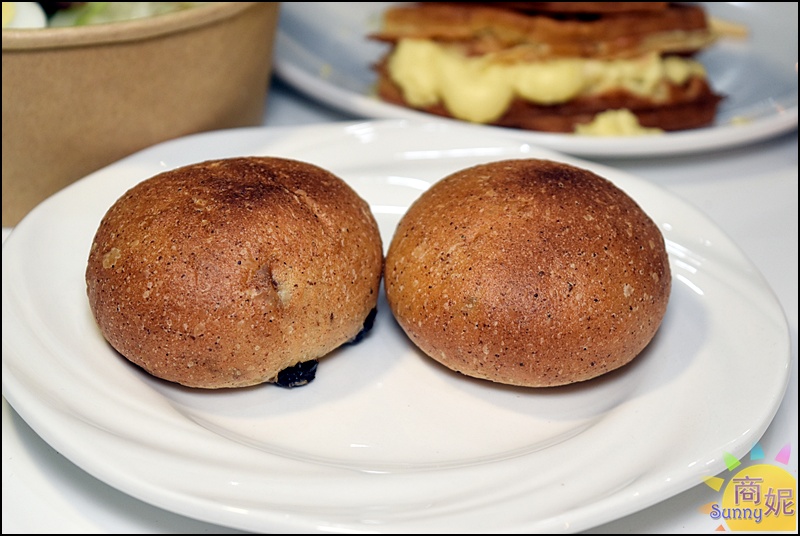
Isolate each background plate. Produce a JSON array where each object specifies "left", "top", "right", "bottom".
[
  {"left": 274, "top": 2, "right": 798, "bottom": 157},
  {"left": 2, "top": 121, "right": 790, "bottom": 533}
]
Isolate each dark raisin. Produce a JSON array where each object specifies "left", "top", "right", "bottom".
[
  {"left": 348, "top": 307, "right": 377, "bottom": 344},
  {"left": 274, "top": 360, "right": 318, "bottom": 388}
]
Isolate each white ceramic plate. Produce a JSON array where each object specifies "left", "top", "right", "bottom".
[
  {"left": 273, "top": 2, "right": 798, "bottom": 157},
  {"left": 1, "top": 121, "right": 790, "bottom": 533}
]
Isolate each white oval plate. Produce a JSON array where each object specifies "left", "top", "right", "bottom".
[
  {"left": 274, "top": 2, "right": 798, "bottom": 158},
  {"left": 1, "top": 120, "right": 790, "bottom": 533}
]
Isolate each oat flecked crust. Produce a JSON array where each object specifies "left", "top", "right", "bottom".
[
  {"left": 86, "top": 157, "right": 384, "bottom": 389},
  {"left": 384, "top": 159, "right": 671, "bottom": 387}
]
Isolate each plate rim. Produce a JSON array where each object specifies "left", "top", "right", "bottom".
[
  {"left": 1, "top": 120, "right": 791, "bottom": 533},
  {"left": 272, "top": 1, "right": 799, "bottom": 158}
]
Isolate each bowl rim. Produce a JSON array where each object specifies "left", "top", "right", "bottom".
[{"left": 2, "top": 2, "right": 272, "bottom": 50}]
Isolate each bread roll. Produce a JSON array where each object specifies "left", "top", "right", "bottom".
[
  {"left": 86, "top": 157, "right": 383, "bottom": 389},
  {"left": 385, "top": 159, "right": 670, "bottom": 387}
]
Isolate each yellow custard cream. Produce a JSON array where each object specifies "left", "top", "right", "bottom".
[
  {"left": 575, "top": 109, "right": 663, "bottom": 136},
  {"left": 387, "top": 39, "right": 706, "bottom": 124}
]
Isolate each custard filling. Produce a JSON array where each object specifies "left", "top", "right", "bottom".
[{"left": 387, "top": 38, "right": 707, "bottom": 124}]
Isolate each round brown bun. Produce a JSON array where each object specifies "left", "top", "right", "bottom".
[
  {"left": 385, "top": 159, "right": 671, "bottom": 387},
  {"left": 86, "top": 157, "right": 383, "bottom": 389}
]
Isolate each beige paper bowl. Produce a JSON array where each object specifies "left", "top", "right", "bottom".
[{"left": 2, "top": 2, "right": 280, "bottom": 226}]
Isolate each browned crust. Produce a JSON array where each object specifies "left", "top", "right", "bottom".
[
  {"left": 483, "top": 3, "right": 671, "bottom": 14},
  {"left": 86, "top": 157, "right": 384, "bottom": 389},
  {"left": 372, "top": 2, "right": 714, "bottom": 59},
  {"left": 374, "top": 58, "right": 723, "bottom": 132},
  {"left": 384, "top": 159, "right": 671, "bottom": 387}
]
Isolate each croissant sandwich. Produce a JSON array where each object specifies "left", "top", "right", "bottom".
[{"left": 370, "top": 2, "right": 725, "bottom": 134}]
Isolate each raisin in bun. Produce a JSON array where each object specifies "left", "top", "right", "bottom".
[
  {"left": 385, "top": 159, "right": 670, "bottom": 387},
  {"left": 86, "top": 157, "right": 383, "bottom": 389}
]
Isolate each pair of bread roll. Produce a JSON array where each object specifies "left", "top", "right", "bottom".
[{"left": 86, "top": 157, "right": 670, "bottom": 389}]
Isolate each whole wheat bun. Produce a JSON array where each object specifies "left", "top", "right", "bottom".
[
  {"left": 385, "top": 159, "right": 671, "bottom": 387},
  {"left": 86, "top": 157, "right": 383, "bottom": 389}
]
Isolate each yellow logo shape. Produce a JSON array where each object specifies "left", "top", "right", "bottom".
[{"left": 712, "top": 463, "right": 796, "bottom": 532}]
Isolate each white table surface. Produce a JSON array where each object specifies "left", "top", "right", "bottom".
[{"left": 2, "top": 77, "right": 797, "bottom": 534}]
